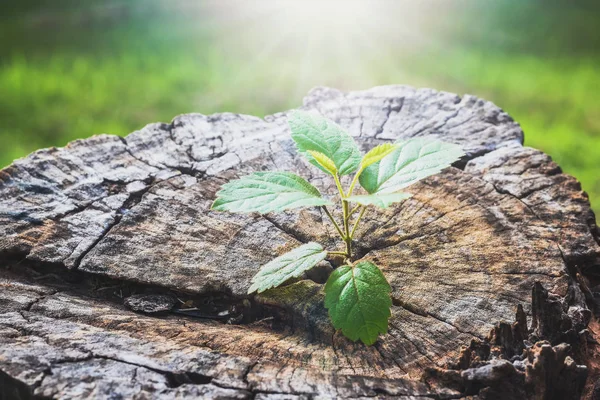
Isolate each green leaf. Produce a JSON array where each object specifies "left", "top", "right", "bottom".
[
  {"left": 288, "top": 110, "right": 362, "bottom": 176},
  {"left": 324, "top": 261, "right": 392, "bottom": 345},
  {"left": 347, "top": 192, "right": 412, "bottom": 208},
  {"left": 248, "top": 242, "right": 328, "bottom": 294},
  {"left": 211, "top": 172, "right": 331, "bottom": 213},
  {"left": 360, "top": 143, "right": 398, "bottom": 170},
  {"left": 307, "top": 150, "right": 338, "bottom": 176},
  {"left": 359, "top": 137, "right": 464, "bottom": 194}
]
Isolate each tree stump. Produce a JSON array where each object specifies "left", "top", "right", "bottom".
[{"left": 1, "top": 86, "right": 599, "bottom": 400}]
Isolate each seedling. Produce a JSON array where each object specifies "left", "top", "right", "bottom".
[{"left": 212, "top": 110, "right": 464, "bottom": 345}]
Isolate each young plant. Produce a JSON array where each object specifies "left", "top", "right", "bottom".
[{"left": 211, "top": 110, "right": 464, "bottom": 345}]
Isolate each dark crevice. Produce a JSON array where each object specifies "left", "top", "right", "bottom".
[
  {"left": 118, "top": 134, "right": 206, "bottom": 179},
  {"left": 353, "top": 223, "right": 457, "bottom": 262},
  {"left": 0, "top": 210, "right": 45, "bottom": 226},
  {"left": 70, "top": 214, "right": 119, "bottom": 269},
  {"left": 0, "top": 368, "right": 36, "bottom": 400},
  {"left": 391, "top": 297, "right": 481, "bottom": 340},
  {"left": 490, "top": 182, "right": 558, "bottom": 235},
  {"left": 373, "top": 97, "right": 404, "bottom": 137},
  {"left": 261, "top": 214, "right": 309, "bottom": 244},
  {"left": 250, "top": 386, "right": 448, "bottom": 399},
  {"left": 372, "top": 338, "right": 409, "bottom": 375},
  {"left": 167, "top": 120, "right": 236, "bottom": 169},
  {"left": 391, "top": 297, "right": 428, "bottom": 318},
  {"left": 165, "top": 122, "right": 209, "bottom": 167},
  {"left": 91, "top": 354, "right": 213, "bottom": 388},
  {"left": 453, "top": 147, "right": 497, "bottom": 170},
  {"left": 47, "top": 201, "right": 94, "bottom": 222},
  {"left": 168, "top": 121, "right": 228, "bottom": 164},
  {"left": 480, "top": 178, "right": 594, "bottom": 350},
  {"left": 171, "top": 164, "right": 206, "bottom": 178},
  {"left": 70, "top": 176, "right": 159, "bottom": 269},
  {"left": 23, "top": 292, "right": 52, "bottom": 312},
  {"left": 2, "top": 174, "right": 149, "bottom": 229},
  {"left": 249, "top": 389, "right": 317, "bottom": 398},
  {"left": 1, "top": 351, "right": 219, "bottom": 395},
  {"left": 488, "top": 182, "right": 591, "bottom": 297},
  {"left": 117, "top": 135, "right": 162, "bottom": 171},
  {"left": 241, "top": 362, "right": 258, "bottom": 387},
  {"left": 0, "top": 258, "right": 269, "bottom": 327}
]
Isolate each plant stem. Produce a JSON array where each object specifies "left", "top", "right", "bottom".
[
  {"left": 321, "top": 206, "right": 345, "bottom": 240},
  {"left": 349, "top": 204, "right": 361, "bottom": 218},
  {"left": 333, "top": 174, "right": 345, "bottom": 200},
  {"left": 350, "top": 206, "right": 367, "bottom": 238},
  {"left": 342, "top": 199, "right": 352, "bottom": 258},
  {"left": 346, "top": 173, "right": 360, "bottom": 197},
  {"left": 327, "top": 251, "right": 347, "bottom": 256}
]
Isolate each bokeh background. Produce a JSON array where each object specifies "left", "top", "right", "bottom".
[{"left": 1, "top": 0, "right": 599, "bottom": 213}]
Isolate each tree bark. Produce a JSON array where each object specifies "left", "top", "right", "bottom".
[{"left": 0, "top": 86, "right": 598, "bottom": 399}]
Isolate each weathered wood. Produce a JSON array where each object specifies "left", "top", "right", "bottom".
[{"left": 0, "top": 85, "right": 598, "bottom": 399}]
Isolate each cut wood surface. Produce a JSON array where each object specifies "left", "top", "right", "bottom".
[{"left": 1, "top": 86, "right": 599, "bottom": 399}]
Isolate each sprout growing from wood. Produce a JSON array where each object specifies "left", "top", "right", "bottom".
[{"left": 212, "top": 110, "right": 464, "bottom": 345}]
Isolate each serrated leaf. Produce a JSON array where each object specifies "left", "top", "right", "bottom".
[
  {"left": 347, "top": 192, "right": 411, "bottom": 208},
  {"left": 288, "top": 110, "right": 362, "bottom": 176},
  {"left": 248, "top": 242, "right": 328, "bottom": 294},
  {"left": 359, "top": 137, "right": 464, "bottom": 194},
  {"left": 307, "top": 150, "right": 338, "bottom": 176},
  {"left": 360, "top": 143, "right": 398, "bottom": 170},
  {"left": 324, "top": 261, "right": 392, "bottom": 345},
  {"left": 211, "top": 171, "right": 331, "bottom": 213}
]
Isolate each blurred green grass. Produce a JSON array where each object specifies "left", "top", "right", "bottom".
[{"left": 0, "top": 1, "right": 598, "bottom": 214}]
